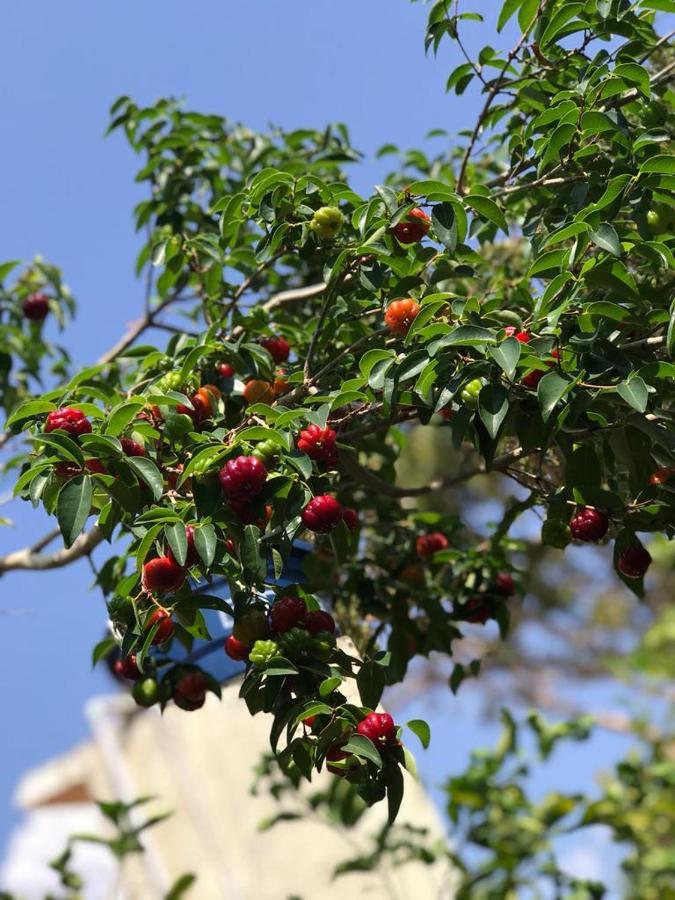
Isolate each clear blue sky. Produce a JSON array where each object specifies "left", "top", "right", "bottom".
[{"left": 0, "top": 1, "right": 637, "bottom": 886}]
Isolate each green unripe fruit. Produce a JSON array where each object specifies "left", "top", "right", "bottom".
[
  {"left": 132, "top": 677, "right": 159, "bottom": 708},
  {"left": 249, "top": 639, "right": 280, "bottom": 668},
  {"left": 309, "top": 206, "right": 343, "bottom": 240},
  {"left": 312, "top": 631, "right": 337, "bottom": 661},
  {"left": 279, "top": 626, "right": 315, "bottom": 659},
  {"left": 460, "top": 378, "right": 483, "bottom": 406},
  {"left": 155, "top": 372, "right": 184, "bottom": 393},
  {"left": 252, "top": 439, "right": 279, "bottom": 464},
  {"left": 233, "top": 608, "right": 269, "bottom": 644},
  {"left": 646, "top": 204, "right": 673, "bottom": 234},
  {"left": 163, "top": 412, "right": 194, "bottom": 441}
]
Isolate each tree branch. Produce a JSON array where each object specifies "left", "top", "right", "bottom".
[{"left": 0, "top": 526, "right": 104, "bottom": 575}]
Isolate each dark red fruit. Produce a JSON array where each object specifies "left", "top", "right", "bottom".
[
  {"left": 260, "top": 336, "right": 291, "bottom": 364},
  {"left": 224, "top": 634, "right": 250, "bottom": 661},
  {"left": 120, "top": 437, "right": 146, "bottom": 457},
  {"left": 147, "top": 608, "right": 176, "bottom": 644},
  {"left": 218, "top": 362, "right": 235, "bottom": 378},
  {"left": 302, "top": 495, "right": 343, "bottom": 533},
  {"left": 342, "top": 507, "right": 359, "bottom": 530},
  {"left": 521, "top": 369, "right": 545, "bottom": 390},
  {"left": 55, "top": 458, "right": 106, "bottom": 480},
  {"left": 228, "top": 498, "right": 273, "bottom": 529},
  {"left": 493, "top": 572, "right": 515, "bottom": 596},
  {"left": 174, "top": 671, "right": 208, "bottom": 709},
  {"left": 44, "top": 407, "right": 92, "bottom": 438},
  {"left": 116, "top": 654, "right": 141, "bottom": 680},
  {"left": 326, "top": 746, "right": 351, "bottom": 776},
  {"left": 462, "top": 596, "right": 493, "bottom": 624},
  {"left": 270, "top": 596, "right": 307, "bottom": 633},
  {"left": 416, "top": 532, "right": 449, "bottom": 559},
  {"left": 218, "top": 456, "right": 268, "bottom": 500},
  {"left": 297, "top": 424, "right": 338, "bottom": 461},
  {"left": 22, "top": 291, "right": 50, "bottom": 321},
  {"left": 570, "top": 507, "right": 609, "bottom": 543},
  {"left": 175, "top": 403, "right": 198, "bottom": 423},
  {"left": 305, "top": 610, "right": 336, "bottom": 635},
  {"left": 617, "top": 545, "right": 652, "bottom": 579},
  {"left": 142, "top": 556, "right": 186, "bottom": 594},
  {"left": 391, "top": 207, "right": 431, "bottom": 244},
  {"left": 357, "top": 712, "right": 397, "bottom": 744}
]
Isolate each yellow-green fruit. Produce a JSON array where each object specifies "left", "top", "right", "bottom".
[
  {"left": 460, "top": 378, "right": 483, "bottom": 406},
  {"left": 132, "top": 678, "right": 159, "bottom": 708},
  {"left": 309, "top": 206, "right": 343, "bottom": 240},
  {"left": 646, "top": 204, "right": 673, "bottom": 234},
  {"left": 155, "top": 372, "right": 184, "bottom": 393},
  {"left": 233, "top": 608, "right": 269, "bottom": 644}
]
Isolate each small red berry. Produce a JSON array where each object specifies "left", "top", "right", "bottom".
[
  {"left": 462, "top": 596, "right": 493, "bottom": 624},
  {"left": 218, "top": 362, "right": 235, "bottom": 378},
  {"left": 384, "top": 299, "right": 421, "bottom": 336},
  {"left": 416, "top": 532, "right": 449, "bottom": 559},
  {"left": 504, "top": 326, "right": 531, "bottom": 343},
  {"left": 116, "top": 654, "right": 141, "bottom": 680},
  {"left": 617, "top": 545, "right": 651, "bottom": 579},
  {"left": 147, "top": 608, "right": 176, "bottom": 644},
  {"left": 342, "top": 507, "right": 359, "bottom": 531},
  {"left": 191, "top": 385, "right": 221, "bottom": 422},
  {"left": 521, "top": 369, "right": 545, "bottom": 390},
  {"left": 175, "top": 403, "right": 198, "bottom": 423},
  {"left": 570, "top": 507, "right": 609, "bottom": 543},
  {"left": 357, "top": 712, "right": 397, "bottom": 744},
  {"left": 270, "top": 596, "right": 307, "bottom": 634},
  {"left": 218, "top": 456, "right": 268, "bottom": 500},
  {"left": 297, "top": 424, "right": 338, "bottom": 461},
  {"left": 305, "top": 610, "right": 336, "bottom": 635},
  {"left": 302, "top": 495, "right": 343, "bottom": 533},
  {"left": 120, "top": 437, "right": 146, "bottom": 457},
  {"left": 225, "top": 537, "right": 236, "bottom": 554},
  {"left": 261, "top": 336, "right": 291, "bottom": 364},
  {"left": 142, "top": 556, "right": 186, "bottom": 594},
  {"left": 391, "top": 207, "right": 431, "bottom": 244},
  {"left": 303, "top": 715, "right": 316, "bottom": 728},
  {"left": 493, "top": 572, "right": 515, "bottom": 597},
  {"left": 224, "top": 634, "right": 250, "bottom": 661},
  {"left": 173, "top": 671, "right": 208, "bottom": 710},
  {"left": 22, "top": 291, "right": 50, "bottom": 321},
  {"left": 44, "top": 408, "right": 92, "bottom": 438}
]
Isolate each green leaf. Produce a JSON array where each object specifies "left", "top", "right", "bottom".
[
  {"left": 241, "top": 524, "right": 266, "bottom": 582},
  {"left": 342, "top": 734, "right": 382, "bottom": 768},
  {"left": 431, "top": 202, "right": 458, "bottom": 250},
  {"left": 591, "top": 174, "right": 632, "bottom": 211},
  {"left": 640, "top": 155, "right": 675, "bottom": 175},
  {"left": 429, "top": 326, "right": 496, "bottom": 355},
  {"left": 7, "top": 400, "right": 57, "bottom": 428},
  {"left": 478, "top": 383, "right": 509, "bottom": 438},
  {"left": 56, "top": 476, "right": 93, "bottom": 548},
  {"left": 127, "top": 457, "right": 164, "bottom": 501},
  {"left": 319, "top": 675, "right": 342, "bottom": 697},
  {"left": 104, "top": 400, "right": 146, "bottom": 437},
  {"left": 465, "top": 194, "right": 508, "bottom": 233},
  {"left": 164, "top": 522, "right": 187, "bottom": 566},
  {"left": 407, "top": 719, "right": 431, "bottom": 749},
  {"left": 489, "top": 337, "right": 521, "bottom": 379},
  {"left": 386, "top": 764, "right": 405, "bottom": 824},
  {"left": 613, "top": 62, "right": 650, "bottom": 96},
  {"left": 165, "top": 874, "right": 197, "bottom": 900},
  {"left": 357, "top": 662, "right": 385, "bottom": 708},
  {"left": 540, "top": 3, "right": 584, "bottom": 47},
  {"left": 537, "top": 372, "right": 572, "bottom": 422},
  {"left": 616, "top": 377, "right": 648, "bottom": 413},
  {"left": 194, "top": 524, "right": 217, "bottom": 568},
  {"left": 498, "top": 0, "right": 523, "bottom": 32},
  {"left": 588, "top": 223, "right": 622, "bottom": 257},
  {"left": 294, "top": 702, "right": 332, "bottom": 724}
]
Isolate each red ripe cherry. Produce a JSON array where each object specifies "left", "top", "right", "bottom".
[
  {"left": 357, "top": 712, "right": 397, "bottom": 744},
  {"left": 218, "top": 456, "right": 268, "bottom": 500},
  {"left": 463, "top": 596, "right": 493, "bottom": 624},
  {"left": 147, "top": 608, "right": 176, "bottom": 644},
  {"left": 44, "top": 408, "right": 92, "bottom": 438},
  {"left": 493, "top": 572, "right": 515, "bottom": 597},
  {"left": 218, "top": 362, "right": 235, "bottom": 378},
  {"left": 391, "top": 207, "right": 431, "bottom": 244},
  {"left": 302, "top": 495, "right": 343, "bottom": 533},
  {"left": 297, "top": 424, "right": 338, "bottom": 461},
  {"left": 175, "top": 403, "right": 198, "bottom": 423},
  {"left": 305, "top": 610, "right": 336, "bottom": 635},
  {"left": 570, "top": 507, "right": 609, "bottom": 543},
  {"left": 120, "top": 437, "right": 146, "bottom": 457},
  {"left": 326, "top": 746, "right": 351, "bottom": 776},
  {"left": 142, "top": 556, "right": 186, "bottom": 594},
  {"left": 260, "top": 335, "right": 291, "bottom": 364},
  {"left": 521, "top": 369, "right": 545, "bottom": 390},
  {"left": 117, "top": 654, "right": 141, "bottom": 680},
  {"left": 617, "top": 545, "right": 652, "bottom": 579},
  {"left": 225, "top": 537, "right": 236, "bottom": 554},
  {"left": 384, "top": 299, "right": 421, "bottom": 336},
  {"left": 416, "top": 532, "right": 449, "bottom": 559},
  {"left": 342, "top": 507, "right": 359, "bottom": 530},
  {"left": 173, "top": 671, "right": 208, "bottom": 711},
  {"left": 22, "top": 291, "right": 50, "bottom": 321},
  {"left": 303, "top": 715, "right": 316, "bottom": 728},
  {"left": 228, "top": 498, "right": 273, "bottom": 529},
  {"left": 504, "top": 326, "right": 531, "bottom": 343},
  {"left": 224, "top": 634, "right": 250, "bottom": 661},
  {"left": 86, "top": 459, "right": 106, "bottom": 475},
  {"left": 270, "top": 596, "right": 307, "bottom": 634}
]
